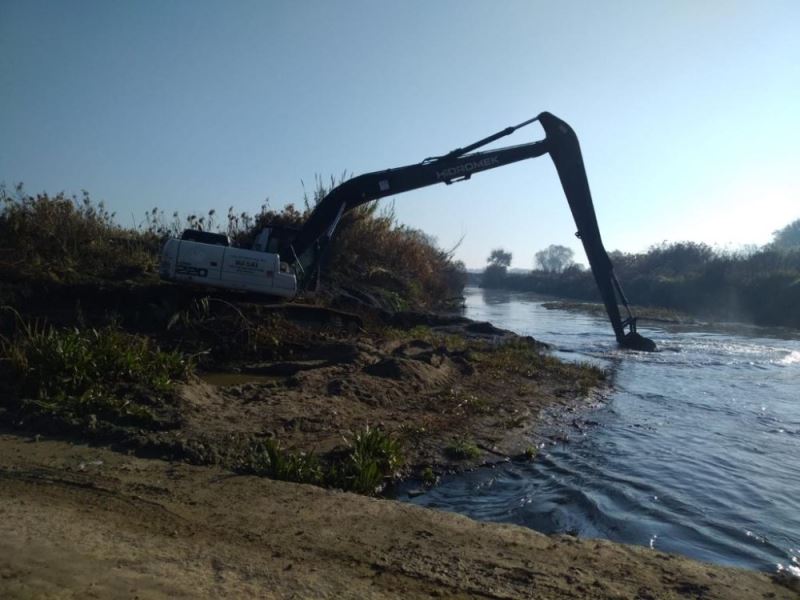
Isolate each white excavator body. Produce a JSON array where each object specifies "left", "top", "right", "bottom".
[{"left": 159, "top": 231, "right": 297, "bottom": 298}]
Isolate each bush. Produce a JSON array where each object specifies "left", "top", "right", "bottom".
[
  {"left": 2, "top": 180, "right": 466, "bottom": 310},
  {"left": 0, "top": 184, "right": 159, "bottom": 282}
]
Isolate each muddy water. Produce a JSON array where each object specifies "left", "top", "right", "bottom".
[{"left": 405, "top": 287, "right": 800, "bottom": 577}]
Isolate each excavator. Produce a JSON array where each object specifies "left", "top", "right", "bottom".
[{"left": 160, "top": 112, "right": 657, "bottom": 351}]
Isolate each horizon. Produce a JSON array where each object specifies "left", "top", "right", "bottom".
[{"left": 2, "top": 1, "right": 798, "bottom": 270}]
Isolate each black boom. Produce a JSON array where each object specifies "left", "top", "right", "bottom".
[{"left": 282, "top": 112, "right": 657, "bottom": 351}]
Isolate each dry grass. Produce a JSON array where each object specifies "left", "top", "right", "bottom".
[
  {"left": 1, "top": 182, "right": 466, "bottom": 310},
  {"left": 0, "top": 184, "right": 158, "bottom": 283}
]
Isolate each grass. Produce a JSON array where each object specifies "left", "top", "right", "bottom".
[
  {"left": 444, "top": 437, "right": 481, "bottom": 460},
  {"left": 330, "top": 425, "right": 404, "bottom": 494},
  {"left": 245, "top": 439, "right": 323, "bottom": 484},
  {"left": 242, "top": 426, "right": 403, "bottom": 495},
  {"left": 0, "top": 313, "right": 192, "bottom": 432}
]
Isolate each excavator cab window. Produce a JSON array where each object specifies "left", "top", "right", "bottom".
[{"left": 258, "top": 224, "right": 298, "bottom": 254}]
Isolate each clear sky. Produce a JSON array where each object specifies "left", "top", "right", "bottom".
[{"left": 2, "top": 1, "right": 798, "bottom": 268}]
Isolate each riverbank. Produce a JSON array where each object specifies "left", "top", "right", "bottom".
[
  {"left": 477, "top": 239, "right": 800, "bottom": 330},
  {"left": 0, "top": 278, "right": 607, "bottom": 491},
  {"left": 2, "top": 285, "right": 799, "bottom": 597},
  {"left": 2, "top": 432, "right": 796, "bottom": 599}
]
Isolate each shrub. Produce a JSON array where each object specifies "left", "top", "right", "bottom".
[
  {"left": 324, "top": 202, "right": 466, "bottom": 308},
  {"left": 293, "top": 175, "right": 467, "bottom": 308},
  {"left": 0, "top": 184, "right": 159, "bottom": 282}
]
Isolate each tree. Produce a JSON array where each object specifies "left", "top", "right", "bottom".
[
  {"left": 639, "top": 241, "right": 714, "bottom": 276},
  {"left": 534, "top": 244, "right": 574, "bottom": 273},
  {"left": 487, "top": 248, "right": 512, "bottom": 268},
  {"left": 483, "top": 248, "right": 512, "bottom": 287},
  {"left": 770, "top": 218, "right": 800, "bottom": 251}
]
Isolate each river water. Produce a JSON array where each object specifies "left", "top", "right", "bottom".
[{"left": 404, "top": 287, "right": 800, "bottom": 576}]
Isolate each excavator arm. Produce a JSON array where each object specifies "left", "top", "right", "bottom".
[{"left": 284, "top": 112, "right": 656, "bottom": 351}]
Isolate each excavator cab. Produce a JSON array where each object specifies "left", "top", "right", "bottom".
[{"left": 252, "top": 224, "right": 322, "bottom": 290}]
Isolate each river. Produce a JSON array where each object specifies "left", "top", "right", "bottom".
[{"left": 403, "top": 287, "right": 800, "bottom": 577}]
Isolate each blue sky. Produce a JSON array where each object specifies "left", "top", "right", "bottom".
[{"left": 2, "top": 1, "right": 798, "bottom": 268}]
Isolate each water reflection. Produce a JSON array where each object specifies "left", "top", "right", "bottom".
[{"left": 480, "top": 287, "right": 513, "bottom": 305}]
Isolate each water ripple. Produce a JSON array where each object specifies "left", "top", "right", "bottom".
[{"left": 404, "top": 289, "right": 800, "bottom": 576}]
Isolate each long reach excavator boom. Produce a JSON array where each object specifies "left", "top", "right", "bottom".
[
  {"left": 283, "top": 112, "right": 656, "bottom": 351},
  {"left": 160, "top": 112, "right": 657, "bottom": 351}
]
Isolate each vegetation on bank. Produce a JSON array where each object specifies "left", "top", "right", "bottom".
[
  {"left": 0, "top": 186, "right": 160, "bottom": 283},
  {"left": 0, "top": 310, "right": 405, "bottom": 495},
  {"left": 242, "top": 425, "right": 403, "bottom": 495},
  {"left": 482, "top": 236, "right": 800, "bottom": 329},
  {"left": 0, "top": 183, "right": 479, "bottom": 496},
  {"left": 0, "top": 183, "right": 610, "bottom": 498},
  {"left": 0, "top": 182, "right": 466, "bottom": 310},
  {"left": 0, "top": 315, "right": 192, "bottom": 433}
]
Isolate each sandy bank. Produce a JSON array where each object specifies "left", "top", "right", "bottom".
[{"left": 1, "top": 433, "right": 795, "bottom": 599}]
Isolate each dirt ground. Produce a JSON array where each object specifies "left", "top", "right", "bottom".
[
  {"left": 1, "top": 432, "right": 795, "bottom": 600},
  {"left": 154, "top": 316, "right": 603, "bottom": 477},
  {"left": 2, "top": 285, "right": 797, "bottom": 598},
  {"left": 0, "top": 289, "right": 607, "bottom": 480},
  {"left": 1, "top": 282, "right": 607, "bottom": 484}
]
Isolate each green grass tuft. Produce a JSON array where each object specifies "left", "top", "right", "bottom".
[
  {"left": 330, "top": 425, "right": 404, "bottom": 494},
  {"left": 0, "top": 313, "right": 192, "bottom": 431},
  {"left": 241, "top": 426, "right": 403, "bottom": 496},
  {"left": 245, "top": 439, "right": 323, "bottom": 484},
  {"left": 444, "top": 437, "right": 481, "bottom": 460}
]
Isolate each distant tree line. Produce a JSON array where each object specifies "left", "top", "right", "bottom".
[{"left": 481, "top": 220, "right": 800, "bottom": 329}]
